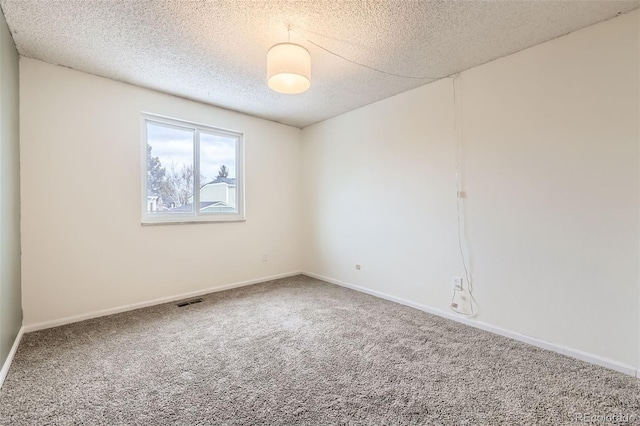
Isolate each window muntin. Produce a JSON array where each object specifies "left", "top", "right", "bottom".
[{"left": 142, "top": 114, "right": 244, "bottom": 224}]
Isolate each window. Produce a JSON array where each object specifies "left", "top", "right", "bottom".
[{"left": 142, "top": 114, "right": 244, "bottom": 224}]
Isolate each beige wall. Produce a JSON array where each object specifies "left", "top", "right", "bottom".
[
  {"left": 0, "top": 8, "right": 21, "bottom": 367},
  {"left": 302, "top": 11, "right": 640, "bottom": 368},
  {"left": 20, "top": 59, "right": 302, "bottom": 325}
]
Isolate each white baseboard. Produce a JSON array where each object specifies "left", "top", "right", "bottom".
[
  {"left": 23, "top": 271, "right": 302, "bottom": 333},
  {"left": 302, "top": 271, "right": 639, "bottom": 378},
  {"left": 0, "top": 326, "right": 24, "bottom": 389}
]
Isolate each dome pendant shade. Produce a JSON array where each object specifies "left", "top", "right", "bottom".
[{"left": 267, "top": 42, "right": 311, "bottom": 94}]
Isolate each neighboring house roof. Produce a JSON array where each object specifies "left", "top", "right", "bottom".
[
  {"left": 206, "top": 177, "right": 236, "bottom": 185},
  {"left": 200, "top": 200, "right": 235, "bottom": 213},
  {"left": 167, "top": 201, "right": 230, "bottom": 213},
  {"left": 203, "top": 201, "right": 229, "bottom": 207},
  {"left": 166, "top": 204, "right": 192, "bottom": 213}
]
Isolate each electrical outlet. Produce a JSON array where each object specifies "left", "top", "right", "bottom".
[
  {"left": 262, "top": 253, "right": 269, "bottom": 262},
  {"left": 452, "top": 276, "right": 463, "bottom": 291},
  {"left": 355, "top": 264, "right": 361, "bottom": 270}
]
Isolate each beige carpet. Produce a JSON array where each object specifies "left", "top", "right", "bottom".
[{"left": 0, "top": 275, "right": 638, "bottom": 425}]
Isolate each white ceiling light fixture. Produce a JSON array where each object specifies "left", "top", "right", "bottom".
[{"left": 267, "top": 28, "right": 311, "bottom": 94}]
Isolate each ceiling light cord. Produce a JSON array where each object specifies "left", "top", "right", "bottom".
[{"left": 290, "top": 29, "right": 442, "bottom": 80}]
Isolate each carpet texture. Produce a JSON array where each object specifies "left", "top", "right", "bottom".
[{"left": 0, "top": 275, "right": 638, "bottom": 425}]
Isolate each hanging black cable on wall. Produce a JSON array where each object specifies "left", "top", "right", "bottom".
[{"left": 450, "top": 75, "right": 478, "bottom": 318}]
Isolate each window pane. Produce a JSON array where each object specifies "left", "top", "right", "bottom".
[
  {"left": 199, "top": 132, "right": 237, "bottom": 214},
  {"left": 146, "top": 122, "right": 194, "bottom": 214}
]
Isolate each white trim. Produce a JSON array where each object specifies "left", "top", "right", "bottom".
[
  {"left": 23, "top": 271, "right": 301, "bottom": 333},
  {"left": 194, "top": 128, "right": 201, "bottom": 217},
  {"left": 302, "top": 271, "right": 640, "bottom": 378},
  {"left": 0, "top": 326, "right": 24, "bottom": 389}
]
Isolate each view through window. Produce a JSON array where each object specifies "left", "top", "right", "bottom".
[{"left": 143, "top": 115, "right": 244, "bottom": 223}]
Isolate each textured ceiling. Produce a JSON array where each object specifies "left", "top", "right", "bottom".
[{"left": 1, "top": 1, "right": 639, "bottom": 128}]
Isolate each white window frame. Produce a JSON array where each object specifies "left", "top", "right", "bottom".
[{"left": 141, "top": 113, "right": 245, "bottom": 225}]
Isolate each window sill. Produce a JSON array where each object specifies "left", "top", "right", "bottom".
[{"left": 141, "top": 216, "right": 246, "bottom": 226}]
